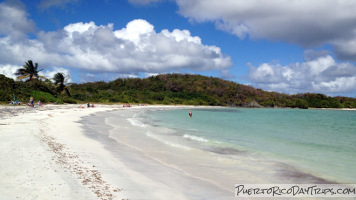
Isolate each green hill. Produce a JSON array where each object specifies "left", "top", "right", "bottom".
[{"left": 1, "top": 73, "right": 355, "bottom": 108}]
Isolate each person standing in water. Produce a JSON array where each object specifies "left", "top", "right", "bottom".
[{"left": 189, "top": 110, "right": 192, "bottom": 117}]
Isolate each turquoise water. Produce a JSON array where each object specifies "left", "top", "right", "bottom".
[{"left": 144, "top": 108, "right": 356, "bottom": 183}]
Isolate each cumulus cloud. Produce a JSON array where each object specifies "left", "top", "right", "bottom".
[
  {"left": 333, "top": 36, "right": 356, "bottom": 61},
  {"left": 174, "top": 0, "right": 356, "bottom": 61},
  {"left": 248, "top": 51, "right": 356, "bottom": 95},
  {"left": 0, "top": 16, "right": 232, "bottom": 79},
  {"left": 0, "top": 0, "right": 35, "bottom": 40},
  {"left": 40, "top": 67, "right": 72, "bottom": 83},
  {"left": 0, "top": 64, "right": 20, "bottom": 80},
  {"left": 0, "top": 64, "right": 72, "bottom": 83}
]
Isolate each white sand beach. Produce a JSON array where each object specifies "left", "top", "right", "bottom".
[
  {"left": 0, "top": 104, "right": 231, "bottom": 200},
  {"left": 0, "top": 104, "right": 124, "bottom": 199}
]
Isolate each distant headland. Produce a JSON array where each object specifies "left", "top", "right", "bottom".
[{"left": 1, "top": 73, "right": 355, "bottom": 109}]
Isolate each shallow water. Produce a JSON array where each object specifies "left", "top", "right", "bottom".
[
  {"left": 145, "top": 108, "right": 356, "bottom": 184},
  {"left": 82, "top": 109, "right": 235, "bottom": 199},
  {"left": 82, "top": 107, "right": 356, "bottom": 199}
]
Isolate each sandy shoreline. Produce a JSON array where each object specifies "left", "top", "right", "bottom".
[
  {"left": 0, "top": 104, "right": 207, "bottom": 200},
  {"left": 0, "top": 104, "right": 128, "bottom": 199},
  {"left": 1, "top": 104, "right": 354, "bottom": 199}
]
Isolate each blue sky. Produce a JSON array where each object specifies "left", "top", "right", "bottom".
[{"left": 1, "top": 0, "right": 356, "bottom": 97}]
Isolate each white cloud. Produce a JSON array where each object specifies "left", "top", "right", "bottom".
[
  {"left": 114, "top": 19, "right": 154, "bottom": 47},
  {"left": 0, "top": 15, "right": 232, "bottom": 78},
  {"left": 145, "top": 72, "right": 159, "bottom": 78},
  {"left": 40, "top": 67, "right": 72, "bottom": 83},
  {"left": 0, "top": 64, "right": 20, "bottom": 80},
  {"left": 312, "top": 77, "right": 356, "bottom": 94},
  {"left": 174, "top": 0, "right": 356, "bottom": 61},
  {"left": 0, "top": 64, "right": 72, "bottom": 83},
  {"left": 0, "top": 0, "right": 35, "bottom": 40},
  {"left": 248, "top": 51, "right": 356, "bottom": 95},
  {"left": 0, "top": 2, "right": 232, "bottom": 80}
]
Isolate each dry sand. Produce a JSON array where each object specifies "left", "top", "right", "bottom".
[
  {"left": 0, "top": 104, "right": 205, "bottom": 200},
  {"left": 0, "top": 104, "right": 127, "bottom": 200}
]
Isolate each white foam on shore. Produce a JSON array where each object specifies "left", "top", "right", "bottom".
[
  {"left": 183, "top": 134, "right": 209, "bottom": 143},
  {"left": 146, "top": 131, "right": 192, "bottom": 151},
  {"left": 127, "top": 117, "right": 147, "bottom": 127}
]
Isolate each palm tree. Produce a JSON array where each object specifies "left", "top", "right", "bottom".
[
  {"left": 53, "top": 72, "right": 71, "bottom": 96},
  {"left": 15, "top": 60, "right": 46, "bottom": 81}
]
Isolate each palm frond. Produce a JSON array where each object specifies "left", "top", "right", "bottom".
[
  {"left": 16, "top": 74, "right": 30, "bottom": 80},
  {"left": 15, "top": 68, "right": 27, "bottom": 76},
  {"left": 53, "top": 73, "right": 65, "bottom": 85},
  {"left": 15, "top": 60, "right": 46, "bottom": 81}
]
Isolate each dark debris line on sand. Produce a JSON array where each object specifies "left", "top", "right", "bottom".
[{"left": 38, "top": 116, "right": 128, "bottom": 200}]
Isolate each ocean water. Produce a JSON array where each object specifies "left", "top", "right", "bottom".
[
  {"left": 88, "top": 107, "right": 356, "bottom": 199},
  {"left": 137, "top": 108, "right": 356, "bottom": 184}
]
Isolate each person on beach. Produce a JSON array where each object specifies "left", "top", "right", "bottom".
[
  {"left": 38, "top": 101, "right": 42, "bottom": 106},
  {"left": 86, "top": 103, "right": 95, "bottom": 108},
  {"left": 27, "top": 97, "right": 34, "bottom": 107},
  {"left": 189, "top": 110, "right": 192, "bottom": 117}
]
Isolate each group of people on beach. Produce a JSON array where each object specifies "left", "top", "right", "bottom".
[
  {"left": 78, "top": 103, "right": 95, "bottom": 108},
  {"left": 27, "top": 97, "right": 42, "bottom": 107},
  {"left": 10, "top": 96, "right": 42, "bottom": 107},
  {"left": 10, "top": 100, "right": 21, "bottom": 105}
]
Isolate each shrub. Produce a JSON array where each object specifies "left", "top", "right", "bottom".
[
  {"left": 295, "top": 99, "right": 309, "bottom": 109},
  {"left": 0, "top": 90, "right": 12, "bottom": 102},
  {"left": 31, "top": 90, "right": 63, "bottom": 104},
  {"left": 61, "top": 98, "right": 77, "bottom": 104}
]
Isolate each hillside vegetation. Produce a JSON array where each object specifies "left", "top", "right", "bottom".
[{"left": 1, "top": 73, "right": 355, "bottom": 109}]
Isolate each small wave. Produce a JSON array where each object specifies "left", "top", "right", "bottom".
[
  {"left": 146, "top": 132, "right": 191, "bottom": 150},
  {"left": 127, "top": 118, "right": 146, "bottom": 127},
  {"left": 183, "top": 134, "right": 209, "bottom": 143}
]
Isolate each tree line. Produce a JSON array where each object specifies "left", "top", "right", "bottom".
[{"left": 1, "top": 60, "right": 355, "bottom": 109}]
